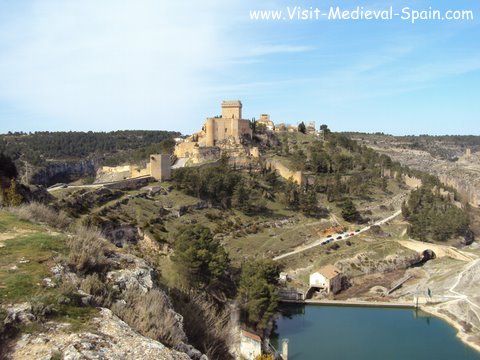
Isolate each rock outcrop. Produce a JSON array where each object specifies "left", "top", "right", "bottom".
[
  {"left": 30, "top": 159, "right": 97, "bottom": 186},
  {"left": 10, "top": 308, "right": 191, "bottom": 360}
]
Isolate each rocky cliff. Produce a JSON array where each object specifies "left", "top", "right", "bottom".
[{"left": 28, "top": 159, "right": 97, "bottom": 186}]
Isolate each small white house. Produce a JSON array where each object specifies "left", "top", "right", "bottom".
[
  {"left": 240, "top": 330, "right": 262, "bottom": 360},
  {"left": 309, "top": 265, "right": 342, "bottom": 294},
  {"left": 279, "top": 272, "right": 289, "bottom": 284}
]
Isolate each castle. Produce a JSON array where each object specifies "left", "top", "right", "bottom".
[
  {"left": 203, "top": 100, "right": 252, "bottom": 146},
  {"left": 174, "top": 100, "right": 253, "bottom": 159}
]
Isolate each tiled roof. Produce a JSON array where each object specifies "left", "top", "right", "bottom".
[
  {"left": 241, "top": 330, "right": 261, "bottom": 342},
  {"left": 316, "top": 265, "right": 341, "bottom": 280}
]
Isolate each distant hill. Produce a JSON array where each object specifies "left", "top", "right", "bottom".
[{"left": 0, "top": 130, "right": 181, "bottom": 167}]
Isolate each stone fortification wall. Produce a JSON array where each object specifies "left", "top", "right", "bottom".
[
  {"left": 265, "top": 159, "right": 304, "bottom": 185},
  {"left": 439, "top": 174, "right": 479, "bottom": 207}
]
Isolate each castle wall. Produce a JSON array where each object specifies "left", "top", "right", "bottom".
[
  {"left": 130, "top": 164, "right": 150, "bottom": 178},
  {"left": 203, "top": 117, "right": 251, "bottom": 146},
  {"left": 174, "top": 142, "right": 200, "bottom": 158},
  {"left": 101, "top": 165, "right": 132, "bottom": 173},
  {"left": 266, "top": 159, "right": 304, "bottom": 185}
]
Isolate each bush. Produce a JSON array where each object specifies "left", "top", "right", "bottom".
[
  {"left": 67, "top": 226, "right": 111, "bottom": 274},
  {"left": 80, "top": 273, "right": 111, "bottom": 306},
  {"left": 112, "top": 286, "right": 187, "bottom": 348},
  {"left": 10, "top": 202, "right": 71, "bottom": 229}
]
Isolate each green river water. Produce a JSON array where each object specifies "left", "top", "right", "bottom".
[{"left": 272, "top": 304, "right": 480, "bottom": 359}]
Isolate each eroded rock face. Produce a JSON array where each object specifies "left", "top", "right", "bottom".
[
  {"left": 106, "top": 253, "right": 157, "bottom": 292},
  {"left": 102, "top": 221, "right": 140, "bottom": 248},
  {"left": 30, "top": 159, "right": 97, "bottom": 187},
  {"left": 10, "top": 308, "right": 191, "bottom": 360}
]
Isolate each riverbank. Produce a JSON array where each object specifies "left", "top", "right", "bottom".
[{"left": 420, "top": 304, "right": 480, "bottom": 353}]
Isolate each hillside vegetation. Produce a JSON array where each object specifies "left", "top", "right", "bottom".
[{"left": 0, "top": 130, "right": 179, "bottom": 167}]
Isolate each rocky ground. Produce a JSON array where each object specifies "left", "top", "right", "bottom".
[
  {"left": 8, "top": 308, "right": 191, "bottom": 360},
  {"left": 391, "top": 242, "right": 480, "bottom": 352}
]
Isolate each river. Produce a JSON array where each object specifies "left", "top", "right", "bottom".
[{"left": 272, "top": 304, "right": 480, "bottom": 359}]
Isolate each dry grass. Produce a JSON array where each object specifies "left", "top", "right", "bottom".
[
  {"left": 111, "top": 286, "right": 187, "bottom": 348},
  {"left": 80, "top": 273, "right": 112, "bottom": 306},
  {"left": 67, "top": 226, "right": 111, "bottom": 274},
  {"left": 9, "top": 202, "right": 71, "bottom": 230},
  {"left": 171, "top": 289, "right": 233, "bottom": 359}
]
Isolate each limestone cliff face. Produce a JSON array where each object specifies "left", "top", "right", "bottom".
[
  {"left": 29, "top": 159, "right": 97, "bottom": 186},
  {"left": 364, "top": 141, "right": 480, "bottom": 208}
]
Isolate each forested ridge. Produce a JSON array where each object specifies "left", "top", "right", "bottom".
[{"left": 0, "top": 130, "right": 180, "bottom": 166}]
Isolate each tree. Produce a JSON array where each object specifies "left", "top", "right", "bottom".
[
  {"left": 3, "top": 179, "right": 22, "bottom": 207},
  {"left": 403, "top": 185, "right": 470, "bottom": 242},
  {"left": 238, "top": 259, "right": 279, "bottom": 331},
  {"left": 319, "top": 124, "right": 331, "bottom": 140},
  {"left": 282, "top": 179, "right": 300, "bottom": 209},
  {"left": 0, "top": 153, "right": 17, "bottom": 180},
  {"left": 172, "top": 225, "right": 230, "bottom": 288},
  {"left": 298, "top": 122, "right": 306, "bottom": 134},
  {"left": 340, "top": 199, "right": 360, "bottom": 223},
  {"left": 300, "top": 188, "right": 318, "bottom": 216},
  {"left": 232, "top": 181, "right": 250, "bottom": 211}
]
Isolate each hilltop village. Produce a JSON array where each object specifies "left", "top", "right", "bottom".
[
  {"left": 96, "top": 100, "right": 318, "bottom": 186},
  {"left": 1, "top": 101, "right": 480, "bottom": 359}
]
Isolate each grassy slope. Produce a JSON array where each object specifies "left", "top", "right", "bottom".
[{"left": 0, "top": 210, "right": 95, "bottom": 331}]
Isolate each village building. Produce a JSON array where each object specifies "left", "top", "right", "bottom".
[
  {"left": 256, "top": 114, "right": 275, "bottom": 131},
  {"left": 306, "top": 121, "right": 316, "bottom": 134},
  {"left": 240, "top": 330, "right": 262, "bottom": 360},
  {"left": 309, "top": 265, "right": 342, "bottom": 294},
  {"left": 287, "top": 124, "right": 298, "bottom": 133},
  {"left": 274, "top": 123, "right": 287, "bottom": 132}
]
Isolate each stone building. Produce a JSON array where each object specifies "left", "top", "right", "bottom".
[
  {"left": 204, "top": 100, "right": 252, "bottom": 146},
  {"left": 150, "top": 154, "right": 171, "bottom": 181},
  {"left": 306, "top": 121, "right": 316, "bottom": 134},
  {"left": 239, "top": 330, "right": 262, "bottom": 360},
  {"left": 309, "top": 265, "right": 342, "bottom": 294},
  {"left": 256, "top": 114, "right": 275, "bottom": 131},
  {"left": 174, "top": 100, "right": 253, "bottom": 161}
]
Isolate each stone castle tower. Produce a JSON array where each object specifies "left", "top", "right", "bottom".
[
  {"left": 149, "top": 154, "right": 171, "bottom": 181},
  {"left": 221, "top": 100, "right": 242, "bottom": 119},
  {"left": 205, "top": 100, "right": 251, "bottom": 147}
]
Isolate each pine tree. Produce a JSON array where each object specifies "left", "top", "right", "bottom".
[
  {"left": 298, "top": 122, "right": 306, "bottom": 134},
  {"left": 5, "top": 179, "right": 22, "bottom": 207}
]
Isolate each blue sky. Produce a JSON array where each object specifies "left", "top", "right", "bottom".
[{"left": 0, "top": 0, "right": 479, "bottom": 135}]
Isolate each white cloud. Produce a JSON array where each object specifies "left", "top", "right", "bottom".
[
  {"left": 0, "top": 0, "right": 314, "bottom": 133},
  {"left": 0, "top": 1, "right": 239, "bottom": 133}
]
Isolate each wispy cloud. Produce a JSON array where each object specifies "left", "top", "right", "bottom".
[
  {"left": 0, "top": 1, "right": 234, "bottom": 132},
  {"left": 246, "top": 45, "right": 313, "bottom": 57}
]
